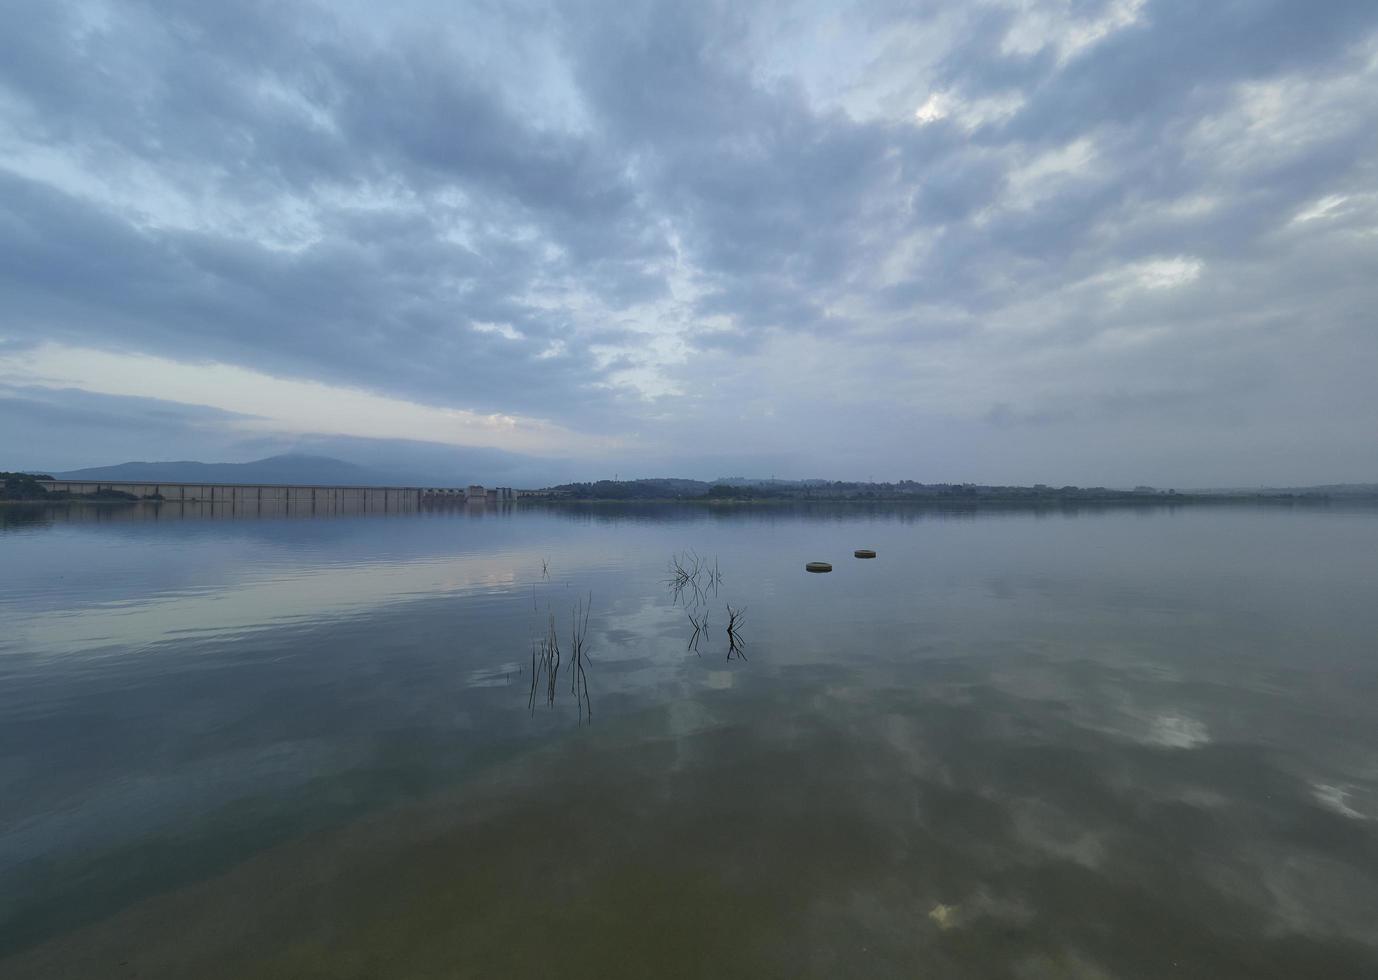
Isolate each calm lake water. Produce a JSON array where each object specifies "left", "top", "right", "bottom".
[{"left": 2, "top": 500, "right": 1377, "bottom": 978}]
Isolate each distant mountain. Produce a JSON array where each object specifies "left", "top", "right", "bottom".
[
  {"left": 198, "top": 436, "right": 587, "bottom": 488},
  {"left": 47, "top": 457, "right": 1378, "bottom": 498},
  {"left": 49, "top": 447, "right": 587, "bottom": 488},
  {"left": 54, "top": 454, "right": 410, "bottom": 486}
]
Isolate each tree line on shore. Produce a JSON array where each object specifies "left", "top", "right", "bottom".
[
  {"left": 0, "top": 473, "right": 143, "bottom": 502},
  {"left": 539, "top": 477, "right": 1193, "bottom": 502}
]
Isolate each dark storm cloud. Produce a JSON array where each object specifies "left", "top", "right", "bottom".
[
  {"left": 1, "top": 0, "right": 1377, "bottom": 482},
  {"left": 0, "top": 385, "right": 258, "bottom": 470},
  {"left": 0, "top": 385, "right": 254, "bottom": 430}
]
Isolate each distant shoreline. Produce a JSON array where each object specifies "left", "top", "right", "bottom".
[
  {"left": 5, "top": 492, "right": 1372, "bottom": 508},
  {"left": 519, "top": 492, "right": 1362, "bottom": 507}
]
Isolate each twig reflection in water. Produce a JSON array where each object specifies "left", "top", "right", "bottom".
[
  {"left": 666, "top": 550, "right": 722, "bottom": 606},
  {"left": 667, "top": 551, "right": 746, "bottom": 662},
  {"left": 686, "top": 608, "right": 709, "bottom": 656},
  {"left": 725, "top": 604, "right": 746, "bottom": 661}
]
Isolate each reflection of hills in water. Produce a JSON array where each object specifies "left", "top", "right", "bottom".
[
  {"left": 7, "top": 495, "right": 1370, "bottom": 533},
  {"left": 1, "top": 495, "right": 452, "bottom": 527}
]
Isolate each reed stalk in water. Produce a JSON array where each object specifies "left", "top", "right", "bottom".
[{"left": 569, "top": 593, "right": 592, "bottom": 720}]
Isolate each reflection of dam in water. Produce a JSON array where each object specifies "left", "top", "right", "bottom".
[{"left": 31, "top": 480, "right": 526, "bottom": 519}]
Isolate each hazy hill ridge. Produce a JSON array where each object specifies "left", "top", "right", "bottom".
[
  {"left": 53, "top": 455, "right": 403, "bottom": 486},
  {"left": 41, "top": 458, "right": 1378, "bottom": 499}
]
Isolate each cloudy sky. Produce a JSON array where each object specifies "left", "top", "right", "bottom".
[{"left": 2, "top": 0, "right": 1376, "bottom": 486}]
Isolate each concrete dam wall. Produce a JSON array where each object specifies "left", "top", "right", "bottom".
[{"left": 35, "top": 481, "right": 521, "bottom": 516}]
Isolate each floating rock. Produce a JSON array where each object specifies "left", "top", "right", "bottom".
[
  {"left": 805, "top": 561, "right": 833, "bottom": 573},
  {"left": 854, "top": 549, "right": 877, "bottom": 558}
]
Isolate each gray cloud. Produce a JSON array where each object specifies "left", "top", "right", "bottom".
[{"left": 2, "top": 0, "right": 1377, "bottom": 484}]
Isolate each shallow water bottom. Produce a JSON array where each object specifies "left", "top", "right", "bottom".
[{"left": 10, "top": 669, "right": 1378, "bottom": 980}]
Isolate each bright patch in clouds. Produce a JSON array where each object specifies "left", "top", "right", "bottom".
[
  {"left": 914, "top": 93, "right": 951, "bottom": 125},
  {"left": 914, "top": 90, "right": 1025, "bottom": 130},
  {"left": 1132, "top": 257, "right": 1204, "bottom": 291},
  {"left": 1, "top": 344, "right": 615, "bottom": 455},
  {"left": 1004, "top": 138, "right": 1101, "bottom": 208},
  {"left": 471, "top": 321, "right": 525, "bottom": 341},
  {"left": 1001, "top": 0, "right": 1148, "bottom": 64},
  {"left": 1293, "top": 194, "right": 1349, "bottom": 224}
]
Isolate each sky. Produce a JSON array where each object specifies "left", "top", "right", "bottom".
[{"left": 2, "top": 0, "right": 1376, "bottom": 487}]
